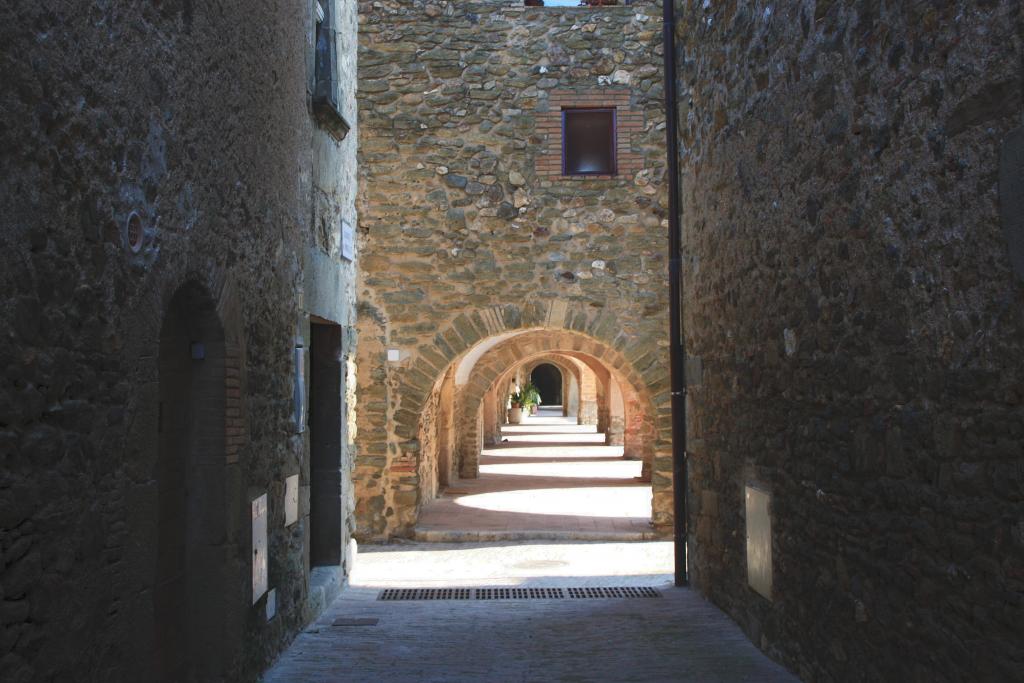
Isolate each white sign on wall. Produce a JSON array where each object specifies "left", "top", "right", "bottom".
[
  {"left": 745, "top": 485, "right": 773, "bottom": 601},
  {"left": 341, "top": 219, "right": 356, "bottom": 261},
  {"left": 284, "top": 474, "right": 299, "bottom": 527},
  {"left": 252, "top": 493, "right": 268, "bottom": 604}
]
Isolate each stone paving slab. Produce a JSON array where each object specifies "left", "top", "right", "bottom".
[
  {"left": 262, "top": 542, "right": 798, "bottom": 683},
  {"left": 415, "top": 413, "right": 654, "bottom": 542}
]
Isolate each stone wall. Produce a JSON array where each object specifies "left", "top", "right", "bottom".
[
  {"left": 355, "top": 0, "right": 672, "bottom": 540},
  {"left": 0, "top": 0, "right": 358, "bottom": 680},
  {"left": 676, "top": 0, "right": 1024, "bottom": 679},
  {"left": 302, "top": 0, "right": 360, "bottom": 622}
]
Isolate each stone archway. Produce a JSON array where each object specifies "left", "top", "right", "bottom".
[
  {"left": 529, "top": 362, "right": 563, "bottom": 407},
  {"left": 352, "top": 300, "right": 672, "bottom": 540},
  {"left": 456, "top": 339, "right": 655, "bottom": 479},
  {"left": 119, "top": 266, "right": 249, "bottom": 681},
  {"left": 154, "top": 280, "right": 241, "bottom": 682},
  {"left": 487, "top": 354, "right": 582, "bottom": 432}
]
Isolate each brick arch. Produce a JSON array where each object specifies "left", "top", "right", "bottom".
[
  {"left": 446, "top": 336, "right": 662, "bottom": 524},
  {"left": 494, "top": 352, "right": 602, "bottom": 426},
  {"left": 523, "top": 357, "right": 575, "bottom": 408},
  {"left": 382, "top": 300, "right": 671, "bottom": 536},
  {"left": 393, "top": 300, "right": 666, "bottom": 442},
  {"left": 456, "top": 335, "right": 658, "bottom": 479},
  {"left": 481, "top": 354, "right": 583, "bottom": 442},
  {"left": 518, "top": 353, "right": 627, "bottom": 442},
  {"left": 124, "top": 264, "right": 249, "bottom": 468},
  {"left": 119, "top": 263, "right": 249, "bottom": 678},
  {"left": 518, "top": 355, "right": 584, "bottom": 410}
]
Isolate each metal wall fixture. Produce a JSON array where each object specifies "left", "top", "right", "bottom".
[
  {"left": 293, "top": 328, "right": 307, "bottom": 433},
  {"left": 126, "top": 211, "right": 144, "bottom": 253}
]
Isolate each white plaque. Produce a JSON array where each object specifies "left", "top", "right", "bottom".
[
  {"left": 745, "top": 485, "right": 772, "bottom": 601},
  {"left": 341, "top": 219, "right": 355, "bottom": 261},
  {"left": 266, "top": 588, "right": 277, "bottom": 621},
  {"left": 252, "top": 494, "right": 268, "bottom": 604},
  {"left": 285, "top": 474, "right": 299, "bottom": 527}
]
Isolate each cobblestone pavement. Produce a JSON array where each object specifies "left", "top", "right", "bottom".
[
  {"left": 262, "top": 542, "right": 798, "bottom": 683},
  {"left": 416, "top": 410, "right": 655, "bottom": 541}
]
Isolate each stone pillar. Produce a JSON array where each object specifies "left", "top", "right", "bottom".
[
  {"left": 566, "top": 374, "right": 580, "bottom": 419},
  {"left": 607, "top": 379, "right": 625, "bottom": 446},
  {"left": 482, "top": 389, "right": 500, "bottom": 445},
  {"left": 578, "top": 365, "right": 599, "bottom": 426}
]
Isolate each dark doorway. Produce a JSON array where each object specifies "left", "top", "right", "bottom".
[
  {"left": 531, "top": 363, "right": 563, "bottom": 406},
  {"left": 155, "top": 282, "right": 229, "bottom": 683},
  {"left": 309, "top": 321, "right": 343, "bottom": 567}
]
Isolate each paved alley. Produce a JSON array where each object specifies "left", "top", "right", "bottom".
[
  {"left": 415, "top": 408, "right": 654, "bottom": 541},
  {"left": 262, "top": 541, "right": 796, "bottom": 683}
]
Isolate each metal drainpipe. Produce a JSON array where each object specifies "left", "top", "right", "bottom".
[{"left": 662, "top": 0, "right": 688, "bottom": 587}]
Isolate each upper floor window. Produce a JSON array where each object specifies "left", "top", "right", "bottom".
[
  {"left": 563, "top": 109, "right": 616, "bottom": 175},
  {"left": 525, "top": 1, "right": 621, "bottom": 6},
  {"left": 312, "top": 0, "right": 350, "bottom": 140}
]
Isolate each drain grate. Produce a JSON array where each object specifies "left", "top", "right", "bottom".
[
  {"left": 332, "top": 618, "right": 379, "bottom": 626},
  {"left": 566, "top": 586, "right": 661, "bottom": 599},
  {"left": 377, "top": 586, "right": 661, "bottom": 601},
  {"left": 379, "top": 588, "right": 472, "bottom": 601},
  {"left": 476, "top": 587, "right": 565, "bottom": 600}
]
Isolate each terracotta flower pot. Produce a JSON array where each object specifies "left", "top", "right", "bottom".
[{"left": 509, "top": 405, "right": 523, "bottom": 424}]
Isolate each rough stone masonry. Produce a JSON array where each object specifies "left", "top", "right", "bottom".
[
  {"left": 676, "top": 1, "right": 1024, "bottom": 680},
  {"left": 354, "top": 0, "right": 674, "bottom": 540},
  {"left": 0, "top": 0, "right": 359, "bottom": 680}
]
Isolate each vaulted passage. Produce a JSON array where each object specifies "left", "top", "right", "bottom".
[
  {"left": 415, "top": 407, "right": 652, "bottom": 541},
  {"left": 353, "top": 314, "right": 670, "bottom": 542},
  {"left": 530, "top": 362, "right": 563, "bottom": 407}
]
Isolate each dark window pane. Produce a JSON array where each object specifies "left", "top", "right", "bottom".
[{"left": 564, "top": 109, "right": 615, "bottom": 175}]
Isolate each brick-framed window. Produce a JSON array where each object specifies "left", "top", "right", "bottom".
[
  {"left": 537, "top": 89, "right": 644, "bottom": 179},
  {"left": 562, "top": 108, "right": 616, "bottom": 175}
]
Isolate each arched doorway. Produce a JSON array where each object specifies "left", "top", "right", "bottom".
[
  {"left": 530, "top": 362, "right": 563, "bottom": 407},
  {"left": 155, "top": 282, "right": 231, "bottom": 683},
  {"left": 353, "top": 301, "right": 674, "bottom": 541}
]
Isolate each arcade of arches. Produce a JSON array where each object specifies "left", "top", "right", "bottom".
[{"left": 354, "top": 303, "right": 671, "bottom": 541}]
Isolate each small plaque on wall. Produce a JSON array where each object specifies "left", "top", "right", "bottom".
[
  {"left": 285, "top": 474, "right": 299, "bottom": 527},
  {"left": 745, "top": 485, "right": 772, "bottom": 601},
  {"left": 252, "top": 494, "right": 268, "bottom": 604},
  {"left": 341, "top": 219, "right": 355, "bottom": 261}
]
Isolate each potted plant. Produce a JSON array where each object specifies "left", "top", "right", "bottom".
[
  {"left": 521, "top": 382, "right": 542, "bottom": 415},
  {"left": 509, "top": 389, "right": 525, "bottom": 425}
]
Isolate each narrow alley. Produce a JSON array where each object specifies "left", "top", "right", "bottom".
[
  {"left": 264, "top": 409, "right": 787, "bottom": 681},
  {"left": 263, "top": 541, "right": 797, "bottom": 683},
  {"left": 2, "top": 0, "right": 1021, "bottom": 681}
]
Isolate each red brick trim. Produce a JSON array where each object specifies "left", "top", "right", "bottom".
[
  {"left": 537, "top": 88, "right": 645, "bottom": 179},
  {"left": 225, "top": 342, "right": 245, "bottom": 464}
]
